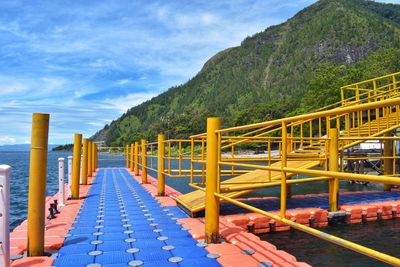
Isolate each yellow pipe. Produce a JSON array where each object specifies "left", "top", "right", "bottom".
[
  {"left": 91, "top": 142, "right": 95, "bottom": 175},
  {"left": 130, "top": 143, "right": 134, "bottom": 172},
  {"left": 205, "top": 117, "right": 221, "bottom": 244},
  {"left": 215, "top": 193, "right": 400, "bottom": 267},
  {"left": 282, "top": 167, "right": 400, "bottom": 185},
  {"left": 87, "top": 140, "right": 92, "bottom": 177},
  {"left": 141, "top": 139, "right": 148, "bottom": 183},
  {"left": 81, "top": 138, "right": 88, "bottom": 185},
  {"left": 27, "top": 113, "right": 49, "bottom": 256},
  {"left": 158, "top": 134, "right": 166, "bottom": 196},
  {"left": 280, "top": 122, "right": 287, "bottom": 218},
  {"left": 134, "top": 142, "right": 139, "bottom": 176},
  {"left": 384, "top": 132, "right": 394, "bottom": 191},
  {"left": 125, "top": 144, "right": 129, "bottom": 168},
  {"left": 328, "top": 128, "right": 339, "bottom": 211},
  {"left": 95, "top": 144, "right": 98, "bottom": 170},
  {"left": 217, "top": 97, "right": 400, "bottom": 133},
  {"left": 220, "top": 176, "right": 331, "bottom": 193},
  {"left": 71, "top": 134, "right": 82, "bottom": 199}
]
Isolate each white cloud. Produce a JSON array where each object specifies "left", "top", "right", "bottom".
[
  {"left": 104, "top": 92, "right": 159, "bottom": 114},
  {"left": 0, "top": 136, "right": 16, "bottom": 145}
]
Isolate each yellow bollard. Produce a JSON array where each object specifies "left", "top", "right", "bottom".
[
  {"left": 81, "top": 138, "right": 88, "bottom": 185},
  {"left": 71, "top": 134, "right": 82, "bottom": 199},
  {"left": 87, "top": 141, "right": 92, "bottom": 177},
  {"left": 205, "top": 117, "right": 221, "bottom": 244},
  {"left": 328, "top": 128, "right": 339, "bottom": 211},
  {"left": 280, "top": 122, "right": 287, "bottom": 218},
  {"left": 125, "top": 144, "right": 129, "bottom": 169},
  {"left": 384, "top": 132, "right": 393, "bottom": 191},
  {"left": 157, "top": 134, "right": 165, "bottom": 196},
  {"left": 91, "top": 142, "right": 95, "bottom": 175},
  {"left": 134, "top": 142, "right": 139, "bottom": 176},
  {"left": 27, "top": 113, "right": 49, "bottom": 256},
  {"left": 130, "top": 143, "right": 134, "bottom": 172},
  {"left": 141, "top": 139, "right": 148, "bottom": 183}
]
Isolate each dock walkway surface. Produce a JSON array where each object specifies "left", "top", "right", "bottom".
[{"left": 54, "top": 168, "right": 220, "bottom": 267}]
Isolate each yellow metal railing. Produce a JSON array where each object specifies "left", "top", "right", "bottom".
[{"left": 122, "top": 72, "right": 400, "bottom": 266}]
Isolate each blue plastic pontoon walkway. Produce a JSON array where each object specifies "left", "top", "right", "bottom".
[{"left": 54, "top": 168, "right": 220, "bottom": 267}]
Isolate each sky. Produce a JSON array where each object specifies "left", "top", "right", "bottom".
[{"left": 0, "top": 0, "right": 399, "bottom": 145}]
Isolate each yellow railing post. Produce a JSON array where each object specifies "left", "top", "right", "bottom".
[
  {"left": 384, "top": 132, "right": 393, "bottom": 191},
  {"left": 91, "top": 142, "right": 95, "bottom": 174},
  {"left": 82, "top": 138, "right": 88, "bottom": 185},
  {"left": 280, "top": 122, "right": 288, "bottom": 218},
  {"left": 141, "top": 139, "right": 148, "bottom": 183},
  {"left": 130, "top": 143, "right": 134, "bottom": 172},
  {"left": 87, "top": 140, "right": 92, "bottom": 178},
  {"left": 134, "top": 142, "right": 139, "bottom": 176},
  {"left": 27, "top": 113, "right": 49, "bottom": 256},
  {"left": 205, "top": 117, "right": 221, "bottom": 244},
  {"left": 158, "top": 134, "right": 166, "bottom": 196},
  {"left": 286, "top": 133, "right": 292, "bottom": 198},
  {"left": 125, "top": 144, "right": 129, "bottom": 168},
  {"left": 328, "top": 128, "right": 339, "bottom": 211},
  {"left": 71, "top": 134, "right": 82, "bottom": 199},
  {"left": 94, "top": 143, "right": 98, "bottom": 170}
]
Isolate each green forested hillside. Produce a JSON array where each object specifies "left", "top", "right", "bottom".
[{"left": 93, "top": 0, "right": 400, "bottom": 145}]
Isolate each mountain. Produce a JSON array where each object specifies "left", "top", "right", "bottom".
[{"left": 93, "top": 0, "right": 400, "bottom": 146}]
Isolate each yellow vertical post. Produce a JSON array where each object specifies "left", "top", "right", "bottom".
[
  {"left": 125, "top": 145, "right": 129, "bottom": 168},
  {"left": 27, "top": 113, "right": 49, "bottom": 256},
  {"left": 134, "top": 142, "right": 139, "bottom": 176},
  {"left": 130, "top": 143, "right": 134, "bottom": 172},
  {"left": 71, "top": 134, "right": 82, "bottom": 199},
  {"left": 158, "top": 134, "right": 166, "bottom": 196},
  {"left": 91, "top": 142, "right": 95, "bottom": 175},
  {"left": 384, "top": 132, "right": 393, "bottom": 191},
  {"left": 328, "top": 128, "right": 339, "bottom": 212},
  {"left": 141, "top": 139, "right": 148, "bottom": 183},
  {"left": 286, "top": 133, "right": 292, "bottom": 198},
  {"left": 81, "top": 138, "right": 88, "bottom": 185},
  {"left": 87, "top": 141, "right": 92, "bottom": 178},
  {"left": 94, "top": 143, "right": 98, "bottom": 170},
  {"left": 205, "top": 117, "right": 221, "bottom": 244},
  {"left": 280, "top": 122, "right": 287, "bottom": 218}
]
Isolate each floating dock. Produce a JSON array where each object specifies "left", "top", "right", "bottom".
[{"left": 4, "top": 72, "right": 400, "bottom": 266}]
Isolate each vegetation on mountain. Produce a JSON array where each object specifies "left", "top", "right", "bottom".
[
  {"left": 52, "top": 144, "right": 74, "bottom": 152},
  {"left": 93, "top": 0, "right": 400, "bottom": 146}
]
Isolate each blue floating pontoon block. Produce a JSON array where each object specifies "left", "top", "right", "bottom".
[
  {"left": 64, "top": 235, "right": 96, "bottom": 245},
  {"left": 131, "top": 231, "right": 160, "bottom": 239},
  {"left": 53, "top": 253, "right": 94, "bottom": 267},
  {"left": 161, "top": 230, "right": 191, "bottom": 238},
  {"left": 179, "top": 257, "right": 221, "bottom": 267},
  {"left": 138, "top": 260, "right": 179, "bottom": 267},
  {"left": 129, "top": 225, "right": 153, "bottom": 231},
  {"left": 95, "top": 251, "right": 134, "bottom": 265},
  {"left": 171, "top": 245, "right": 208, "bottom": 258},
  {"left": 98, "top": 240, "right": 131, "bottom": 252},
  {"left": 101, "top": 227, "right": 125, "bottom": 233},
  {"left": 135, "top": 249, "right": 172, "bottom": 262},
  {"left": 164, "top": 238, "right": 197, "bottom": 247},
  {"left": 133, "top": 239, "right": 164, "bottom": 249},
  {"left": 58, "top": 243, "right": 95, "bottom": 256}
]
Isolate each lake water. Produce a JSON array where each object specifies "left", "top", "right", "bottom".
[{"left": 1, "top": 151, "right": 399, "bottom": 266}]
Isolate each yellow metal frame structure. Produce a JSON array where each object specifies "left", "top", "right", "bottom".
[{"left": 120, "top": 72, "right": 400, "bottom": 265}]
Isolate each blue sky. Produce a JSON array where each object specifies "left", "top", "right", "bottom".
[{"left": 0, "top": 0, "right": 398, "bottom": 145}]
